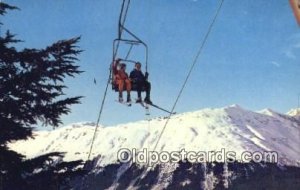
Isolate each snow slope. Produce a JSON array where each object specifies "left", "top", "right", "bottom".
[
  {"left": 9, "top": 105, "right": 300, "bottom": 166},
  {"left": 287, "top": 108, "right": 300, "bottom": 120}
]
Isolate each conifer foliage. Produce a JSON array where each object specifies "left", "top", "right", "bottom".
[{"left": 0, "top": 2, "right": 85, "bottom": 189}]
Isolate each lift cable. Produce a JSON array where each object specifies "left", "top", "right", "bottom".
[
  {"left": 152, "top": 0, "right": 225, "bottom": 152},
  {"left": 86, "top": 0, "right": 131, "bottom": 161}
]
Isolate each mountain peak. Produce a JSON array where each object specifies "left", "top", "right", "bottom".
[
  {"left": 229, "top": 104, "right": 241, "bottom": 108},
  {"left": 258, "top": 108, "right": 279, "bottom": 116},
  {"left": 287, "top": 108, "right": 300, "bottom": 117}
]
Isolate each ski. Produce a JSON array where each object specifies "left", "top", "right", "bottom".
[
  {"left": 136, "top": 100, "right": 149, "bottom": 109},
  {"left": 115, "top": 100, "right": 132, "bottom": 106},
  {"left": 147, "top": 103, "right": 175, "bottom": 115},
  {"left": 134, "top": 99, "right": 150, "bottom": 115},
  {"left": 115, "top": 99, "right": 174, "bottom": 115}
]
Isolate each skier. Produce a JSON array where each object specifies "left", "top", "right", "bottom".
[
  {"left": 113, "top": 59, "right": 131, "bottom": 103},
  {"left": 129, "top": 62, "right": 152, "bottom": 104}
]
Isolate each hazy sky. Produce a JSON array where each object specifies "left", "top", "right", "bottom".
[{"left": 2, "top": 0, "right": 300, "bottom": 127}]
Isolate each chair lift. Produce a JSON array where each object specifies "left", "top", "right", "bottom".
[
  {"left": 110, "top": 0, "right": 175, "bottom": 114},
  {"left": 111, "top": 0, "right": 149, "bottom": 92}
]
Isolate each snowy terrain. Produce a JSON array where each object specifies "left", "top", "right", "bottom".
[
  {"left": 287, "top": 108, "right": 300, "bottom": 120},
  {"left": 9, "top": 105, "right": 300, "bottom": 167}
]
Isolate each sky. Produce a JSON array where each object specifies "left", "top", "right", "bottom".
[{"left": 1, "top": 0, "right": 300, "bottom": 128}]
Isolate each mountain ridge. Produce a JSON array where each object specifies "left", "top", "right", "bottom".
[{"left": 9, "top": 105, "right": 300, "bottom": 167}]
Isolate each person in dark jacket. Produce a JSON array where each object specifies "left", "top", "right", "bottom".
[{"left": 129, "top": 62, "right": 152, "bottom": 104}]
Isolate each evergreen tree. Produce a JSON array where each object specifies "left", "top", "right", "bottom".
[{"left": 0, "top": 2, "right": 85, "bottom": 189}]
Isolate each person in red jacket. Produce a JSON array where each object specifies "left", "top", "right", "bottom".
[{"left": 113, "top": 59, "right": 131, "bottom": 103}]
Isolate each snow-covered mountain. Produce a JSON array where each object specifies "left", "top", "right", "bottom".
[
  {"left": 10, "top": 105, "right": 300, "bottom": 166},
  {"left": 8, "top": 105, "right": 300, "bottom": 189}
]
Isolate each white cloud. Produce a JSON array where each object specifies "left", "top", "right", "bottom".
[
  {"left": 283, "top": 33, "right": 300, "bottom": 59},
  {"left": 271, "top": 61, "right": 280, "bottom": 67},
  {"left": 284, "top": 49, "right": 297, "bottom": 59}
]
